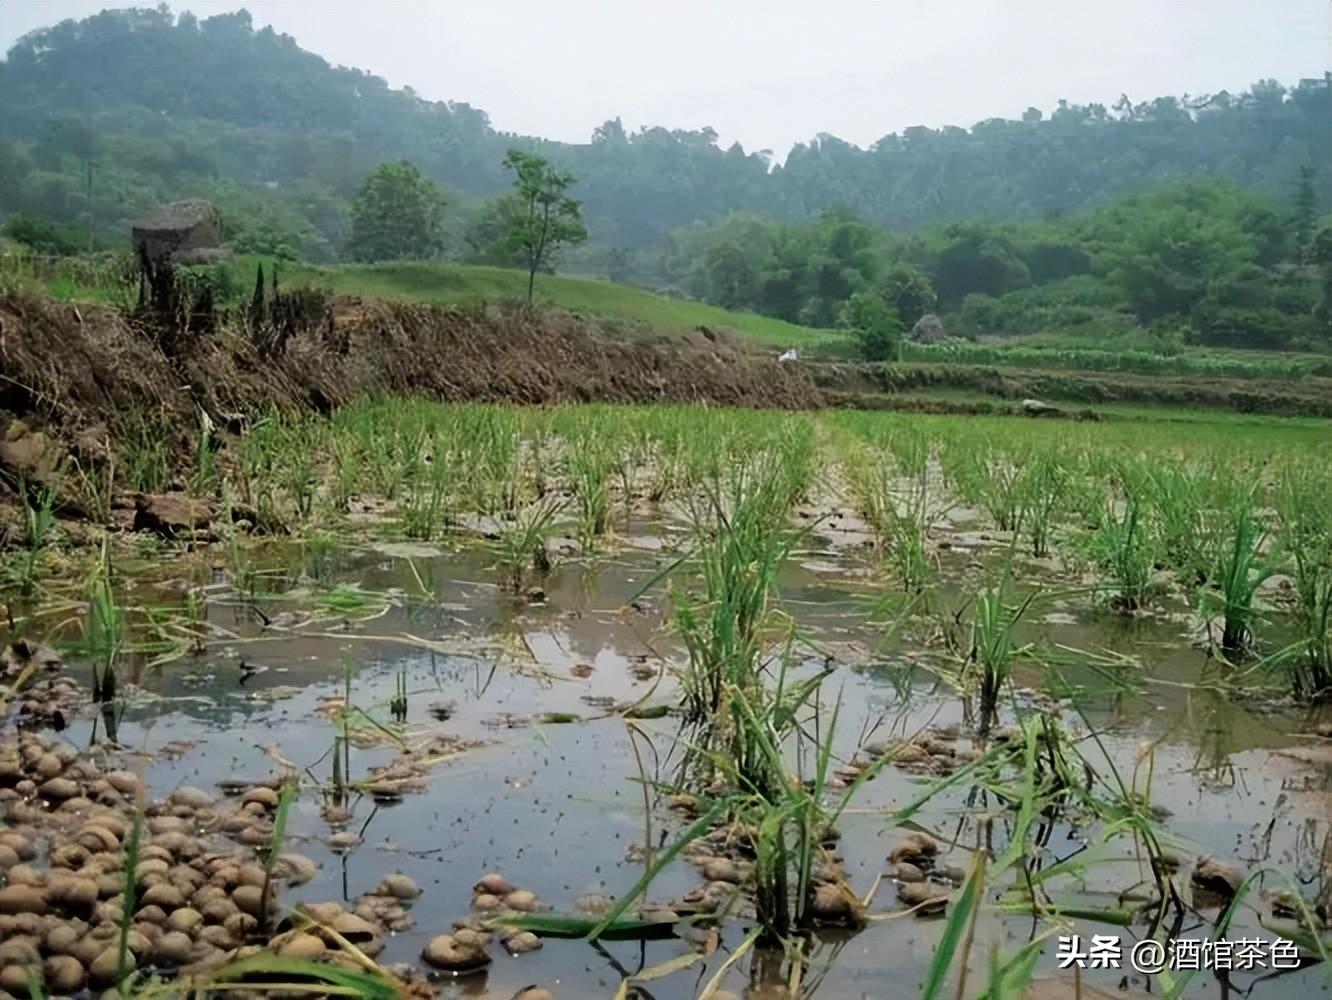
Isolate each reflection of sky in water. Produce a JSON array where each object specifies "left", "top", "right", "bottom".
[{"left": 48, "top": 526, "right": 1331, "bottom": 999}]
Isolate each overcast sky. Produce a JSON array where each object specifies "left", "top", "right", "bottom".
[{"left": 1, "top": 1, "right": 1328, "bottom": 154}]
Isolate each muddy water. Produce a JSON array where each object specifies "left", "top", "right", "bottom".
[{"left": 20, "top": 515, "right": 1332, "bottom": 1000}]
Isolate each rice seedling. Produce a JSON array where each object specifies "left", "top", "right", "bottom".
[
  {"left": 564, "top": 420, "right": 615, "bottom": 547},
  {"left": 666, "top": 460, "right": 797, "bottom": 732},
  {"left": 961, "top": 573, "right": 1039, "bottom": 737},
  {"left": 842, "top": 442, "right": 934, "bottom": 592},
  {"left": 1016, "top": 449, "right": 1070, "bottom": 558},
  {"left": 970, "top": 442, "right": 1026, "bottom": 533},
  {"left": 390, "top": 667, "right": 409, "bottom": 722},
  {"left": 1088, "top": 469, "right": 1154, "bottom": 611},
  {"left": 456, "top": 405, "right": 521, "bottom": 515},
  {"left": 400, "top": 433, "right": 452, "bottom": 540},
  {"left": 1147, "top": 461, "right": 1217, "bottom": 584},
  {"left": 494, "top": 495, "right": 566, "bottom": 592},
  {"left": 1206, "top": 486, "right": 1277, "bottom": 658},
  {"left": 1275, "top": 466, "right": 1332, "bottom": 698},
  {"left": 84, "top": 541, "right": 124, "bottom": 703}
]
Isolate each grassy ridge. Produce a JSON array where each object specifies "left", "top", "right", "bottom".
[
  {"left": 902, "top": 341, "right": 1332, "bottom": 380},
  {"left": 8, "top": 250, "right": 1329, "bottom": 387},
  {"left": 289, "top": 261, "right": 1332, "bottom": 382},
  {"left": 284, "top": 261, "right": 845, "bottom": 352}
]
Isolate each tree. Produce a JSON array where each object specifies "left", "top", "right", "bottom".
[
  {"left": 347, "top": 160, "right": 444, "bottom": 262},
  {"left": 497, "top": 150, "right": 587, "bottom": 304},
  {"left": 1102, "top": 194, "right": 1255, "bottom": 324},
  {"left": 841, "top": 292, "right": 902, "bottom": 362},
  {"left": 703, "top": 241, "right": 759, "bottom": 309},
  {"left": 461, "top": 198, "right": 518, "bottom": 265},
  {"left": 880, "top": 265, "right": 937, "bottom": 327},
  {"left": 1291, "top": 165, "right": 1318, "bottom": 260},
  {"left": 3, "top": 215, "right": 86, "bottom": 255},
  {"left": 1311, "top": 223, "right": 1332, "bottom": 340}
]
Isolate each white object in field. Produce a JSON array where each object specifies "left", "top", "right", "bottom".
[
  {"left": 1021, "top": 398, "right": 1057, "bottom": 414},
  {"left": 777, "top": 348, "right": 798, "bottom": 363}
]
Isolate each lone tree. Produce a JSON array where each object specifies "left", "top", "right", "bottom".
[
  {"left": 348, "top": 160, "right": 444, "bottom": 262},
  {"left": 497, "top": 149, "right": 587, "bottom": 304}
]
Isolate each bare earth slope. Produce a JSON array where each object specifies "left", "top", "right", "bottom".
[{"left": 0, "top": 293, "right": 821, "bottom": 442}]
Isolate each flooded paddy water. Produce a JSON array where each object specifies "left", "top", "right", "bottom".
[{"left": 2, "top": 403, "right": 1330, "bottom": 1000}]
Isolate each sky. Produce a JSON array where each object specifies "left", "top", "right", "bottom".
[{"left": 1, "top": 0, "right": 1328, "bottom": 154}]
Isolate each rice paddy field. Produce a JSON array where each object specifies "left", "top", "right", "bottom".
[{"left": 2, "top": 399, "right": 1331, "bottom": 1000}]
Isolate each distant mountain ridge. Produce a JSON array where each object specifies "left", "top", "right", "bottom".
[{"left": 0, "top": 6, "right": 1327, "bottom": 251}]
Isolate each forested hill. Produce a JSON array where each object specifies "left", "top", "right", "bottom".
[{"left": 1, "top": 6, "right": 1328, "bottom": 254}]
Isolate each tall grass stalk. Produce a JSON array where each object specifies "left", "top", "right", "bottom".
[
  {"left": 259, "top": 779, "right": 297, "bottom": 934},
  {"left": 85, "top": 541, "right": 124, "bottom": 702},
  {"left": 116, "top": 809, "right": 143, "bottom": 985}
]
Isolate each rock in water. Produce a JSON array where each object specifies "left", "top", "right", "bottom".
[
  {"left": 897, "top": 882, "right": 949, "bottom": 915},
  {"left": 132, "top": 492, "right": 214, "bottom": 540},
  {"left": 1191, "top": 857, "right": 1243, "bottom": 899},
  {"left": 473, "top": 873, "right": 514, "bottom": 896},
  {"left": 421, "top": 934, "right": 491, "bottom": 972},
  {"left": 887, "top": 831, "right": 938, "bottom": 866}
]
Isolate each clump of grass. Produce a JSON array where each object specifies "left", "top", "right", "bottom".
[
  {"left": 495, "top": 495, "right": 565, "bottom": 592},
  {"left": 115, "top": 411, "right": 172, "bottom": 493},
  {"left": 962, "top": 572, "right": 1038, "bottom": 737},
  {"left": 390, "top": 668, "right": 408, "bottom": 722},
  {"left": 1207, "top": 487, "right": 1276, "bottom": 658},
  {"left": 84, "top": 541, "right": 123, "bottom": 703},
  {"left": 1276, "top": 466, "right": 1332, "bottom": 698},
  {"left": 8, "top": 476, "right": 56, "bottom": 596},
  {"left": 843, "top": 441, "right": 934, "bottom": 592},
  {"left": 1089, "top": 469, "right": 1154, "bottom": 611},
  {"left": 1017, "top": 449, "right": 1070, "bottom": 559},
  {"left": 564, "top": 422, "right": 615, "bottom": 549}
]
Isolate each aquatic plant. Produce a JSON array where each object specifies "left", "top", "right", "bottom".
[
  {"left": 84, "top": 541, "right": 124, "bottom": 703},
  {"left": 1017, "top": 449, "right": 1070, "bottom": 558},
  {"left": 1276, "top": 468, "right": 1332, "bottom": 698},
  {"left": 1207, "top": 488, "right": 1277, "bottom": 657},
  {"left": 564, "top": 424, "right": 614, "bottom": 548},
  {"left": 116, "top": 809, "right": 143, "bottom": 986},
  {"left": 11, "top": 476, "right": 56, "bottom": 597},
  {"left": 494, "top": 495, "right": 566, "bottom": 592},
  {"left": 842, "top": 441, "right": 934, "bottom": 592},
  {"left": 258, "top": 778, "right": 297, "bottom": 934},
  {"left": 1089, "top": 470, "right": 1154, "bottom": 611},
  {"left": 963, "top": 574, "right": 1039, "bottom": 736}
]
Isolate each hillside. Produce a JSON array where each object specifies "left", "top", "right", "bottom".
[
  {"left": 0, "top": 7, "right": 1327, "bottom": 256},
  {"left": 284, "top": 262, "right": 845, "bottom": 352}
]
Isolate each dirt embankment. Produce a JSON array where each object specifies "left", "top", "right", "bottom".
[
  {"left": 808, "top": 362, "right": 1332, "bottom": 418},
  {"left": 1, "top": 290, "right": 1327, "bottom": 476},
  {"left": 0, "top": 292, "right": 822, "bottom": 441}
]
